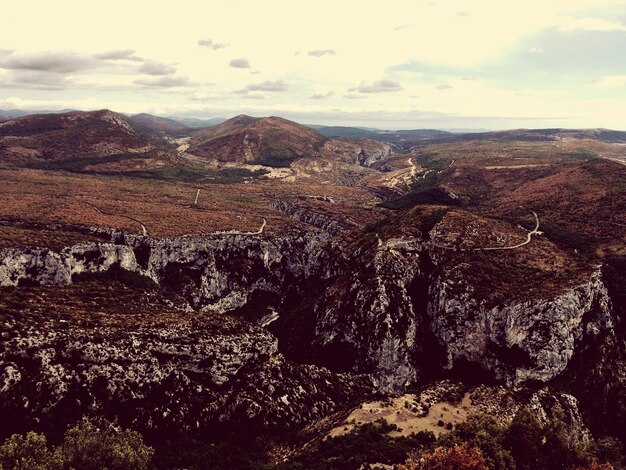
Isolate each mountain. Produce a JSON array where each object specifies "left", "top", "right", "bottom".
[
  {"left": 128, "top": 113, "right": 189, "bottom": 136},
  {"left": 187, "top": 114, "right": 328, "bottom": 166},
  {"left": 0, "top": 109, "right": 174, "bottom": 169},
  {"left": 432, "top": 127, "right": 626, "bottom": 144},
  {"left": 169, "top": 116, "right": 227, "bottom": 128},
  {"left": 311, "top": 124, "right": 452, "bottom": 142},
  {"left": 0, "top": 108, "right": 76, "bottom": 121}
]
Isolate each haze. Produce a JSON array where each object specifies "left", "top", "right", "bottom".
[{"left": 1, "top": 0, "right": 626, "bottom": 129}]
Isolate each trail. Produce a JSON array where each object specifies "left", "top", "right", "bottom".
[
  {"left": 392, "top": 211, "right": 540, "bottom": 251},
  {"left": 407, "top": 157, "right": 417, "bottom": 178},
  {"left": 438, "top": 159, "right": 455, "bottom": 174},
  {"left": 478, "top": 211, "right": 540, "bottom": 251},
  {"left": 83, "top": 201, "right": 149, "bottom": 236},
  {"left": 214, "top": 218, "right": 266, "bottom": 236}
]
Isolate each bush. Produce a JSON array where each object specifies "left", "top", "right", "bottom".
[
  {"left": 58, "top": 418, "right": 153, "bottom": 470},
  {"left": 400, "top": 444, "right": 488, "bottom": 470},
  {"left": 0, "top": 418, "right": 153, "bottom": 470},
  {"left": 439, "top": 414, "right": 514, "bottom": 470},
  {"left": 0, "top": 432, "right": 58, "bottom": 470}
]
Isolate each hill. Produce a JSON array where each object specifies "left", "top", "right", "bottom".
[
  {"left": 128, "top": 113, "right": 189, "bottom": 137},
  {"left": 0, "top": 109, "right": 156, "bottom": 163},
  {"left": 187, "top": 114, "right": 328, "bottom": 166}
]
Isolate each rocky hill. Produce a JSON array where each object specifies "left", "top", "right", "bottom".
[
  {"left": 0, "top": 109, "right": 158, "bottom": 164},
  {"left": 187, "top": 115, "right": 328, "bottom": 166}
]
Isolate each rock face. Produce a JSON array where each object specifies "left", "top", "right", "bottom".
[
  {"left": 310, "top": 227, "right": 615, "bottom": 393},
  {"left": 428, "top": 269, "right": 614, "bottom": 385},
  {"left": 0, "top": 218, "right": 618, "bottom": 399},
  {"left": 313, "top": 235, "right": 427, "bottom": 393},
  {"left": 322, "top": 139, "right": 393, "bottom": 167},
  {"left": 0, "top": 231, "right": 327, "bottom": 312}
]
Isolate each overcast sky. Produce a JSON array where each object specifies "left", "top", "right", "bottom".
[{"left": 2, "top": 0, "right": 626, "bottom": 129}]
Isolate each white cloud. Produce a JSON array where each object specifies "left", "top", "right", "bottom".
[
  {"left": 308, "top": 50, "right": 335, "bottom": 57},
  {"left": 591, "top": 75, "right": 626, "bottom": 89}
]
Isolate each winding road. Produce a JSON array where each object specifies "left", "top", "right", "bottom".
[
  {"left": 478, "top": 211, "right": 540, "bottom": 251},
  {"left": 83, "top": 201, "right": 149, "bottom": 236}
]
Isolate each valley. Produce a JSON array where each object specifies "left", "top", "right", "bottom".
[{"left": 1, "top": 109, "right": 626, "bottom": 468}]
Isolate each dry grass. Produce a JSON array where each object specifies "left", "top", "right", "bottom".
[{"left": 0, "top": 167, "right": 383, "bottom": 246}]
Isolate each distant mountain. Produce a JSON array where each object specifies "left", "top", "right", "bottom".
[
  {"left": 440, "top": 128, "right": 626, "bottom": 144},
  {"left": 0, "top": 108, "right": 76, "bottom": 121},
  {"left": 310, "top": 125, "right": 452, "bottom": 142},
  {"left": 127, "top": 113, "right": 191, "bottom": 146},
  {"left": 0, "top": 109, "right": 159, "bottom": 165},
  {"left": 188, "top": 114, "right": 328, "bottom": 166},
  {"left": 170, "top": 116, "right": 227, "bottom": 128}
]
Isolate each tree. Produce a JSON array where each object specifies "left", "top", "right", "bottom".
[{"left": 400, "top": 444, "right": 488, "bottom": 470}]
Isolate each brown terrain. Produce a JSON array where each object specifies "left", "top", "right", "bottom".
[{"left": 2, "top": 110, "right": 626, "bottom": 469}]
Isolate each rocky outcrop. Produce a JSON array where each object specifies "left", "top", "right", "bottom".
[
  {"left": 322, "top": 139, "right": 392, "bottom": 167},
  {"left": 314, "top": 236, "right": 428, "bottom": 393},
  {"left": 0, "top": 231, "right": 328, "bottom": 312},
  {"left": 0, "top": 311, "right": 371, "bottom": 434},
  {"left": 428, "top": 269, "right": 613, "bottom": 385},
  {"left": 310, "top": 229, "right": 615, "bottom": 393}
]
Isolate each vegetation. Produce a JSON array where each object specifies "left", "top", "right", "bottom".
[
  {"left": 400, "top": 444, "right": 488, "bottom": 470},
  {"left": 0, "top": 418, "right": 153, "bottom": 470},
  {"left": 121, "top": 166, "right": 269, "bottom": 183},
  {"left": 274, "top": 420, "right": 435, "bottom": 469}
]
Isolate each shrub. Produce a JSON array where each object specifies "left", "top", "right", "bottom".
[
  {"left": 0, "top": 418, "right": 153, "bottom": 470},
  {"left": 57, "top": 417, "right": 153, "bottom": 470},
  {"left": 0, "top": 432, "right": 58, "bottom": 470},
  {"left": 439, "top": 414, "right": 514, "bottom": 470},
  {"left": 400, "top": 444, "right": 488, "bottom": 470}
]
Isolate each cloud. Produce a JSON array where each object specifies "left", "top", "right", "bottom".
[
  {"left": 437, "top": 83, "right": 453, "bottom": 90},
  {"left": 591, "top": 75, "right": 626, "bottom": 89},
  {"left": 557, "top": 16, "right": 626, "bottom": 32},
  {"left": 307, "top": 49, "right": 335, "bottom": 57},
  {"left": 229, "top": 58, "right": 251, "bottom": 68},
  {"left": 138, "top": 60, "right": 177, "bottom": 75},
  {"left": 198, "top": 38, "right": 227, "bottom": 50},
  {"left": 234, "top": 80, "right": 289, "bottom": 94},
  {"left": 343, "top": 93, "right": 367, "bottom": 100},
  {"left": 310, "top": 91, "right": 334, "bottom": 99},
  {"left": 394, "top": 23, "right": 415, "bottom": 31},
  {"left": 133, "top": 76, "right": 190, "bottom": 88},
  {"left": 94, "top": 50, "right": 141, "bottom": 61},
  {"left": 350, "top": 79, "right": 403, "bottom": 93},
  {"left": 242, "top": 92, "right": 267, "bottom": 100},
  {"left": 0, "top": 51, "right": 97, "bottom": 74},
  {"left": 0, "top": 70, "right": 74, "bottom": 90}
]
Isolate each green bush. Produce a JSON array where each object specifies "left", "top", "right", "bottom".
[
  {"left": 0, "top": 432, "right": 59, "bottom": 470},
  {"left": 0, "top": 418, "right": 153, "bottom": 470},
  {"left": 58, "top": 418, "right": 153, "bottom": 470}
]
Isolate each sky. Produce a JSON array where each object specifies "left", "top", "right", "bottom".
[{"left": 1, "top": 0, "right": 626, "bottom": 129}]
